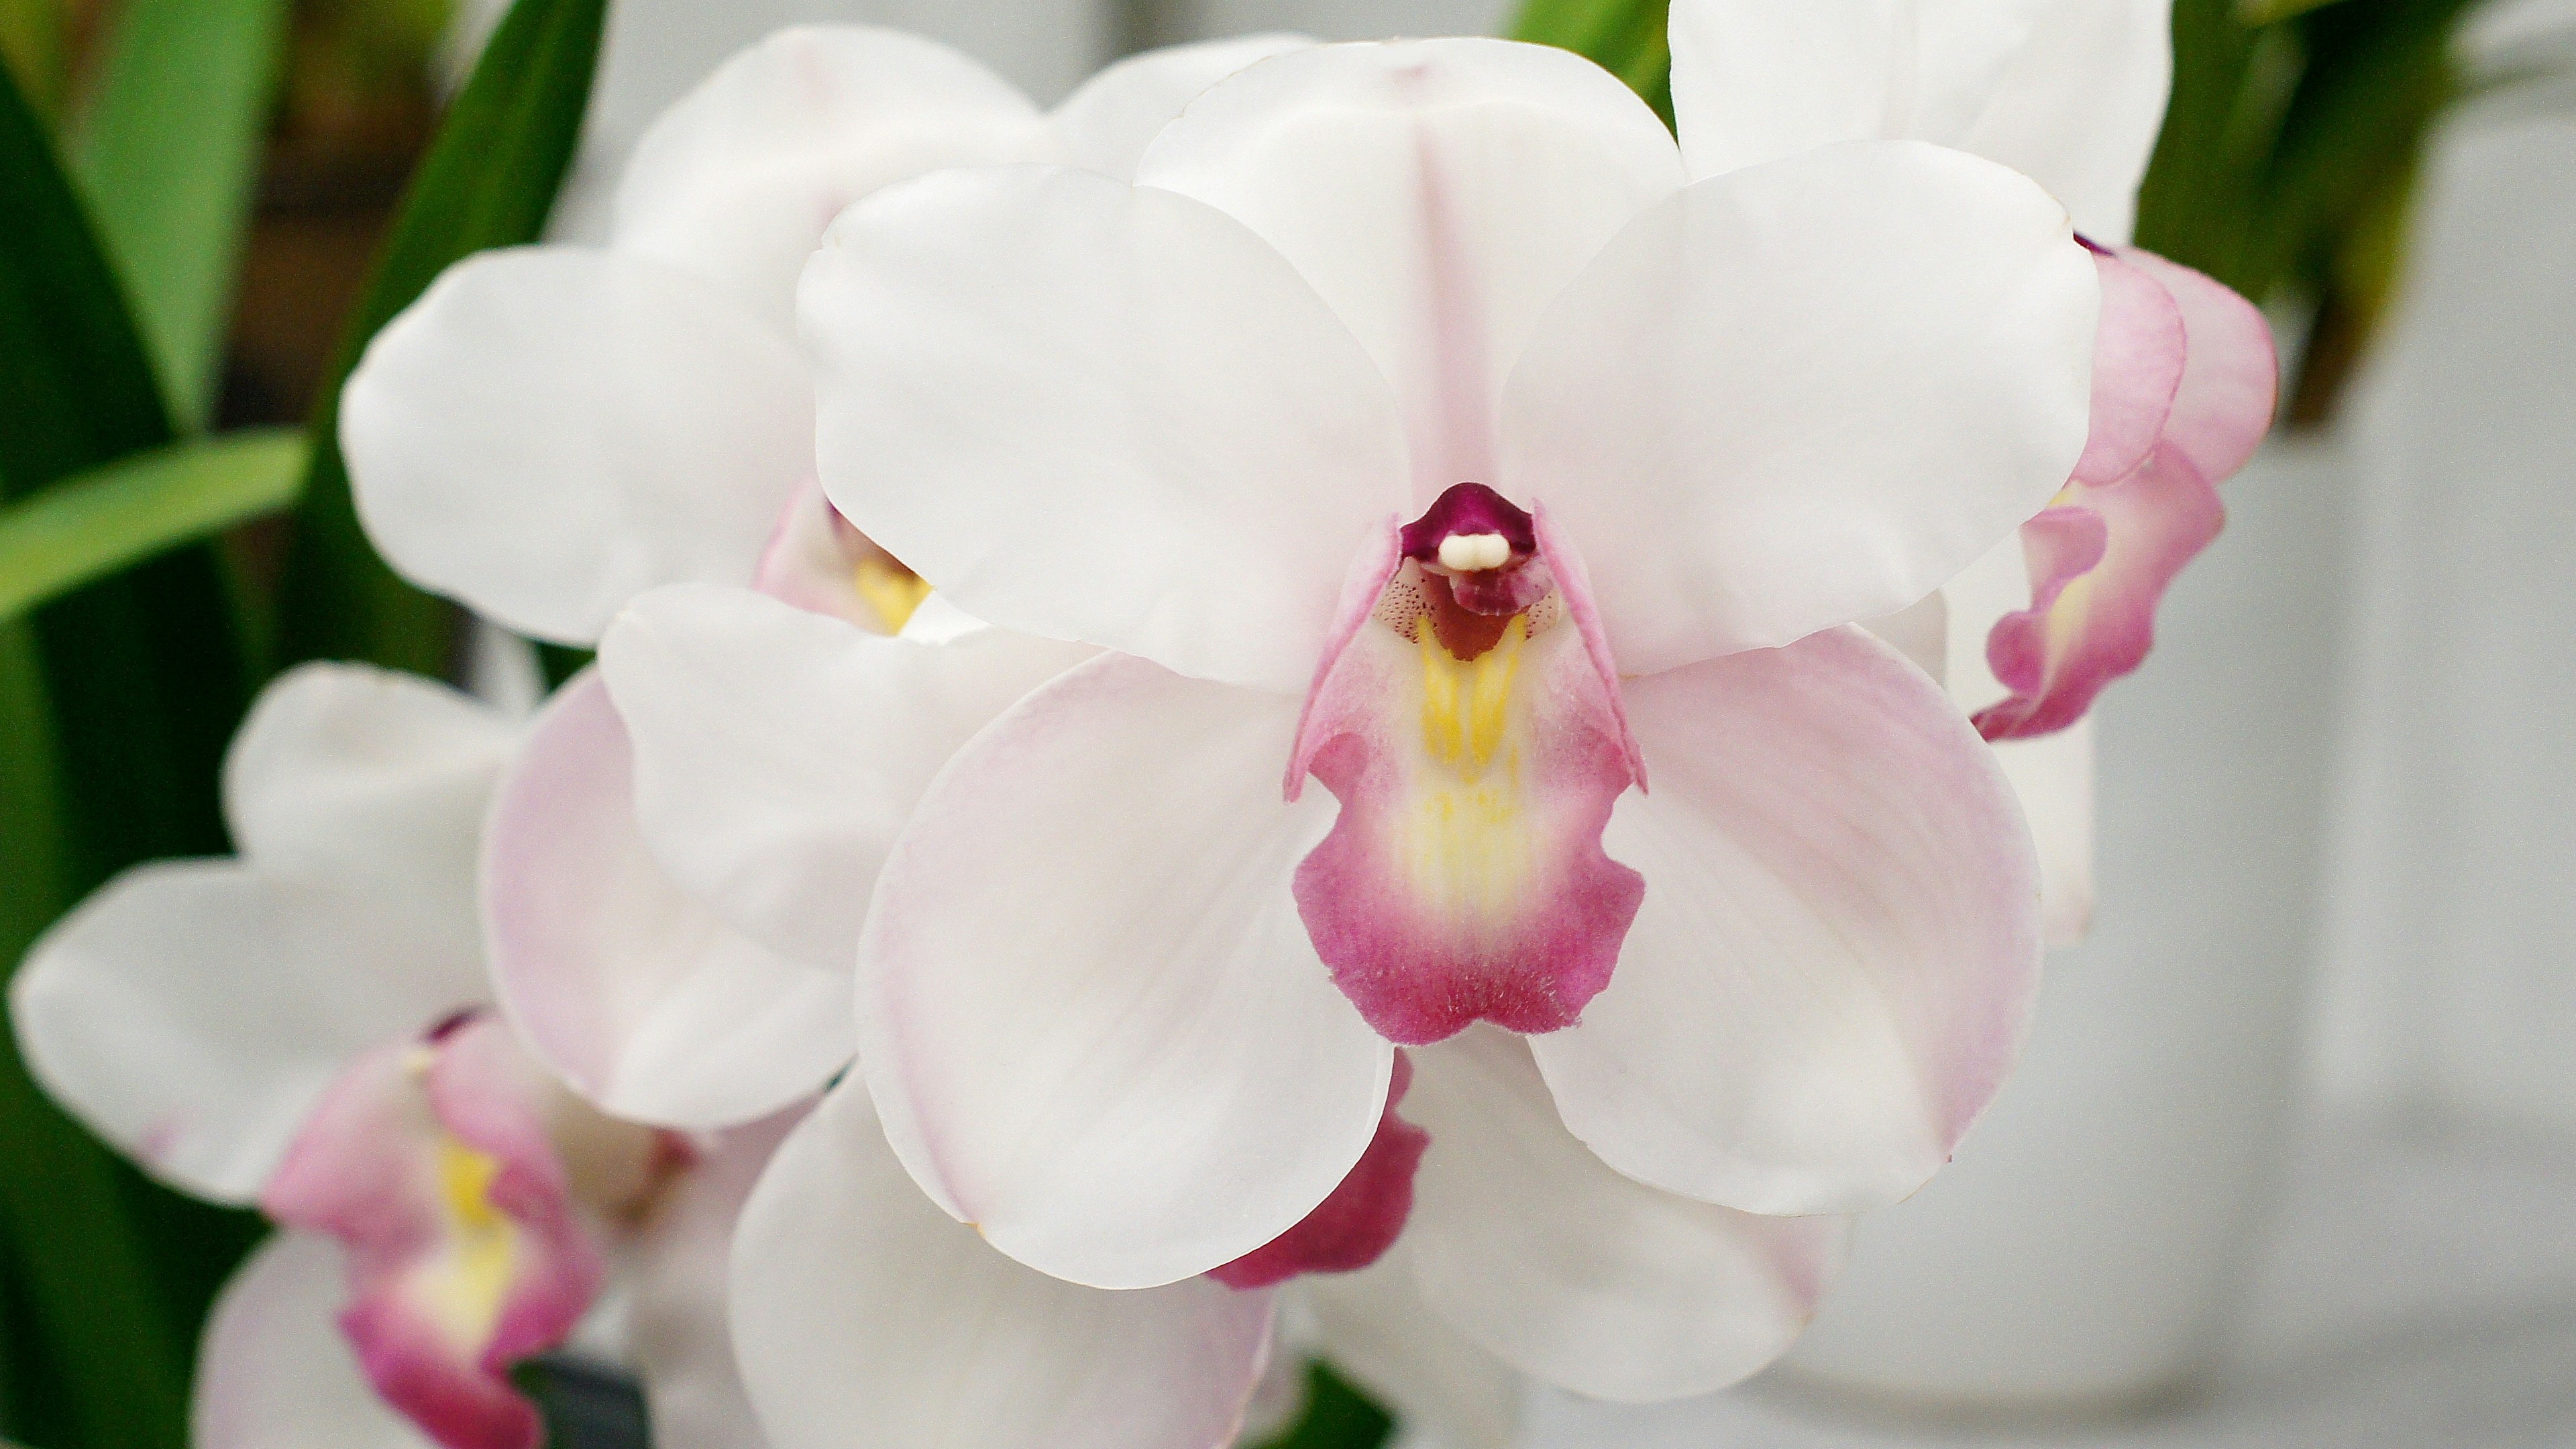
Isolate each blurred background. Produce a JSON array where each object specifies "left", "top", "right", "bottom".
[{"left": 1, "top": 0, "right": 2571, "bottom": 1446}]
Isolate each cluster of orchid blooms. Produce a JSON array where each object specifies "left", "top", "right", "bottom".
[{"left": 9, "top": 2, "right": 2277, "bottom": 1446}]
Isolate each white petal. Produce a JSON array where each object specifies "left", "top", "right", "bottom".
[
  {"left": 195, "top": 1233, "right": 432, "bottom": 1449},
  {"left": 1405, "top": 1030, "right": 1851, "bottom": 1403},
  {"left": 599, "top": 583, "right": 1093, "bottom": 971},
  {"left": 1528, "top": 629, "right": 2043, "bottom": 1215},
  {"left": 1137, "top": 38, "right": 1684, "bottom": 496},
  {"left": 612, "top": 24, "right": 1044, "bottom": 332},
  {"left": 1045, "top": 34, "right": 1313, "bottom": 182},
  {"left": 343, "top": 247, "right": 812, "bottom": 645},
  {"left": 223, "top": 663, "right": 515, "bottom": 969},
  {"left": 1953, "top": 0, "right": 2174, "bottom": 246},
  {"left": 1501, "top": 141, "right": 2096, "bottom": 674},
  {"left": 1297, "top": 1246, "right": 1525, "bottom": 1449},
  {"left": 628, "top": 1109, "right": 805, "bottom": 1449},
  {"left": 1997, "top": 716, "right": 2096, "bottom": 949},
  {"left": 858, "top": 654, "right": 1391, "bottom": 1288},
  {"left": 484, "top": 673, "right": 851, "bottom": 1130},
  {"left": 802, "top": 163, "right": 1406, "bottom": 691},
  {"left": 1669, "top": 0, "right": 1926, "bottom": 180},
  {"left": 10, "top": 861, "right": 479, "bottom": 1203},
  {"left": 729, "top": 1080, "right": 1275, "bottom": 1449}
]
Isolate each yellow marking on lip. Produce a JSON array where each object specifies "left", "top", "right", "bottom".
[
  {"left": 413, "top": 1134, "right": 521, "bottom": 1352},
  {"left": 1405, "top": 616, "right": 1532, "bottom": 916},
  {"left": 854, "top": 555, "right": 933, "bottom": 635}
]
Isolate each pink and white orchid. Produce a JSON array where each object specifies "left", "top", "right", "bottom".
[
  {"left": 6, "top": 665, "right": 771, "bottom": 1449},
  {"left": 598, "top": 12, "right": 2092, "bottom": 1398},
  {"left": 1666, "top": 0, "right": 2279, "bottom": 940},
  {"left": 341, "top": 24, "right": 1318, "bottom": 1134}
]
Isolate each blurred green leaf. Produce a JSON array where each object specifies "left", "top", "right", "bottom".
[
  {"left": 0, "top": 54, "right": 257, "bottom": 1449},
  {"left": 1512, "top": 0, "right": 1675, "bottom": 121},
  {"left": 1250, "top": 1362, "right": 1396, "bottom": 1449},
  {"left": 2237, "top": 0, "right": 2351, "bottom": 24},
  {"left": 0, "top": 0, "right": 60, "bottom": 117},
  {"left": 0, "top": 431, "right": 307, "bottom": 625},
  {"left": 276, "top": 0, "right": 609, "bottom": 678},
  {"left": 70, "top": 0, "right": 292, "bottom": 432}
]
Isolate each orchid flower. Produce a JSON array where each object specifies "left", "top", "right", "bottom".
[
  {"left": 1666, "top": 0, "right": 2280, "bottom": 940},
  {"left": 597, "top": 16, "right": 2094, "bottom": 1396},
  {"left": 341, "top": 25, "right": 1315, "bottom": 1133},
  {"left": 7, "top": 665, "right": 774, "bottom": 1449}
]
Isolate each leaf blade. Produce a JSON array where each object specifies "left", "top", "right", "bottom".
[
  {"left": 0, "top": 431, "right": 307, "bottom": 625},
  {"left": 70, "top": 0, "right": 292, "bottom": 432}
]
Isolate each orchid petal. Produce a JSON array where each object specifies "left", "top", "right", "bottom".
[
  {"left": 1297, "top": 1246, "right": 1525, "bottom": 1449},
  {"left": 857, "top": 653, "right": 1391, "bottom": 1289},
  {"left": 1974, "top": 447, "right": 2226, "bottom": 741},
  {"left": 2124, "top": 248, "right": 2279, "bottom": 483},
  {"left": 261, "top": 1018, "right": 602, "bottom": 1449},
  {"left": 1212, "top": 1053, "right": 1428, "bottom": 1290},
  {"left": 1668, "top": 0, "right": 2174, "bottom": 244},
  {"left": 225, "top": 663, "right": 517, "bottom": 966},
  {"left": 9, "top": 863, "right": 481, "bottom": 1205},
  {"left": 2076, "top": 246, "right": 2188, "bottom": 488},
  {"left": 196, "top": 1233, "right": 433, "bottom": 1449},
  {"left": 1406, "top": 1029, "right": 1851, "bottom": 1402},
  {"left": 343, "top": 248, "right": 812, "bottom": 645},
  {"left": 1954, "top": 0, "right": 2176, "bottom": 246},
  {"left": 1502, "top": 141, "right": 2097, "bottom": 675},
  {"left": 484, "top": 673, "right": 850, "bottom": 1130},
  {"left": 802, "top": 164, "right": 1407, "bottom": 692},
  {"left": 1046, "top": 34, "right": 1313, "bottom": 181},
  {"left": 611, "top": 25, "right": 1042, "bottom": 333},
  {"left": 629, "top": 1110, "right": 805, "bottom": 1449},
  {"left": 729, "top": 1079, "right": 1275, "bottom": 1449},
  {"left": 1529, "top": 627, "right": 2043, "bottom": 1215},
  {"left": 1136, "top": 38, "right": 1686, "bottom": 496},
  {"left": 600, "top": 583, "right": 1093, "bottom": 971},
  {"left": 1996, "top": 716, "right": 2096, "bottom": 948}
]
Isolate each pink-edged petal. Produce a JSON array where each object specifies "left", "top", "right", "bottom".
[
  {"left": 1530, "top": 627, "right": 2043, "bottom": 1215},
  {"left": 484, "top": 672, "right": 850, "bottom": 1130},
  {"left": 1045, "top": 33, "right": 1314, "bottom": 181},
  {"left": 2076, "top": 245, "right": 2188, "bottom": 487},
  {"left": 1297, "top": 1246, "right": 1525, "bottom": 1449},
  {"left": 598, "top": 583, "right": 1095, "bottom": 971},
  {"left": 1995, "top": 716, "right": 2096, "bottom": 949},
  {"left": 1405, "top": 1028, "right": 1852, "bottom": 1402},
  {"left": 261, "top": 1017, "right": 602, "bottom": 1449},
  {"left": 1291, "top": 517, "right": 1644, "bottom": 1043},
  {"left": 1502, "top": 141, "right": 2098, "bottom": 675},
  {"left": 2123, "top": 248, "right": 2279, "bottom": 482},
  {"left": 224, "top": 663, "right": 517, "bottom": 966},
  {"left": 802, "top": 164, "right": 1407, "bottom": 692},
  {"left": 1974, "top": 445, "right": 2228, "bottom": 741},
  {"left": 627, "top": 1108, "right": 806, "bottom": 1449},
  {"left": 1212, "top": 1053, "right": 1428, "bottom": 1290},
  {"left": 729, "top": 1078, "right": 1276, "bottom": 1449},
  {"left": 9, "top": 861, "right": 480, "bottom": 1204},
  {"left": 858, "top": 653, "right": 1392, "bottom": 1289},
  {"left": 1136, "top": 38, "right": 1685, "bottom": 497},
  {"left": 343, "top": 248, "right": 812, "bottom": 645},
  {"left": 610, "top": 25, "right": 1042, "bottom": 333},
  {"left": 196, "top": 1233, "right": 434, "bottom": 1449},
  {"left": 1953, "top": 0, "right": 2176, "bottom": 246}
]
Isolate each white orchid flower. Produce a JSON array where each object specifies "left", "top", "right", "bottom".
[
  {"left": 8, "top": 665, "right": 777, "bottom": 1449},
  {"left": 593, "top": 3, "right": 2108, "bottom": 1400},
  {"left": 1668, "top": 0, "right": 2279, "bottom": 941}
]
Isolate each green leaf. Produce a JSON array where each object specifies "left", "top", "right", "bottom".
[
  {"left": 0, "top": 431, "right": 306, "bottom": 625},
  {"left": 275, "top": 0, "right": 610, "bottom": 678},
  {"left": 69, "top": 0, "right": 292, "bottom": 433},
  {"left": 2236, "top": 0, "right": 2350, "bottom": 25},
  {"left": 0, "top": 55, "right": 253, "bottom": 1449},
  {"left": 1250, "top": 1362, "right": 1396, "bottom": 1449},
  {"left": 1511, "top": 0, "right": 1674, "bottom": 121}
]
